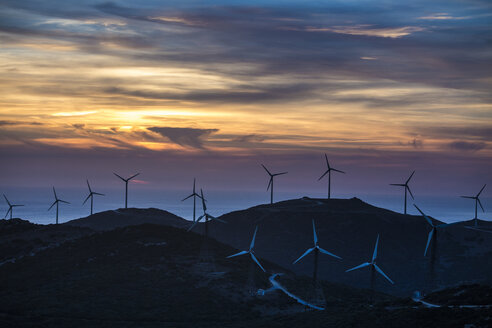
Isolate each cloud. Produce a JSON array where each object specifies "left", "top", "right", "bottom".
[
  {"left": 301, "top": 25, "right": 425, "bottom": 38},
  {"left": 147, "top": 127, "right": 218, "bottom": 148},
  {"left": 0, "top": 120, "right": 43, "bottom": 126},
  {"left": 448, "top": 141, "right": 486, "bottom": 152},
  {"left": 233, "top": 134, "right": 267, "bottom": 143}
]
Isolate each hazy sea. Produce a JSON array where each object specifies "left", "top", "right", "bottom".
[{"left": 1, "top": 187, "right": 490, "bottom": 225}]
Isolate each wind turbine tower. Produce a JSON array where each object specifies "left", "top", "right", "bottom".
[
  {"left": 182, "top": 178, "right": 202, "bottom": 222},
  {"left": 48, "top": 187, "right": 70, "bottom": 224},
  {"left": 227, "top": 225, "right": 266, "bottom": 272},
  {"left": 461, "top": 184, "right": 486, "bottom": 227},
  {"left": 390, "top": 171, "right": 415, "bottom": 214},
  {"left": 293, "top": 219, "right": 341, "bottom": 285},
  {"left": 318, "top": 154, "right": 345, "bottom": 199},
  {"left": 3, "top": 194, "right": 24, "bottom": 219},
  {"left": 113, "top": 172, "right": 139, "bottom": 209},
  {"left": 261, "top": 164, "right": 287, "bottom": 204},
  {"left": 83, "top": 180, "right": 104, "bottom": 215},
  {"left": 346, "top": 234, "right": 394, "bottom": 301}
]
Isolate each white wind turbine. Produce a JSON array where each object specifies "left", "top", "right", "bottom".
[{"left": 227, "top": 225, "right": 266, "bottom": 272}]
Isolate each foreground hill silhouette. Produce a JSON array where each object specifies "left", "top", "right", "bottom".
[
  {"left": 0, "top": 223, "right": 398, "bottom": 327},
  {"left": 198, "top": 197, "right": 492, "bottom": 296}
]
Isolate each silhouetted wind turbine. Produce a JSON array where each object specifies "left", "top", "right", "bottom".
[
  {"left": 182, "top": 178, "right": 202, "bottom": 222},
  {"left": 318, "top": 154, "right": 345, "bottom": 199},
  {"left": 227, "top": 225, "right": 265, "bottom": 272},
  {"left": 261, "top": 164, "right": 287, "bottom": 204},
  {"left": 390, "top": 171, "right": 415, "bottom": 214},
  {"left": 293, "top": 219, "right": 341, "bottom": 285},
  {"left": 187, "top": 189, "right": 226, "bottom": 234},
  {"left": 3, "top": 194, "right": 24, "bottom": 219},
  {"left": 346, "top": 234, "right": 394, "bottom": 294},
  {"left": 461, "top": 184, "right": 486, "bottom": 227},
  {"left": 83, "top": 180, "right": 104, "bottom": 215},
  {"left": 113, "top": 172, "right": 139, "bottom": 209},
  {"left": 48, "top": 187, "right": 70, "bottom": 224},
  {"left": 414, "top": 204, "right": 458, "bottom": 257}
]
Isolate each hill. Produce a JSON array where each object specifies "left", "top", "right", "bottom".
[
  {"left": 64, "top": 208, "right": 190, "bottom": 231},
  {"left": 198, "top": 197, "right": 492, "bottom": 296}
]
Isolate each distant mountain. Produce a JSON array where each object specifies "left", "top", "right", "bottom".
[
  {"left": 196, "top": 197, "right": 492, "bottom": 296},
  {"left": 64, "top": 207, "right": 190, "bottom": 231}
]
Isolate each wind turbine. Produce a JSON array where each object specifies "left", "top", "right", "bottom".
[
  {"left": 182, "top": 178, "right": 202, "bottom": 222},
  {"left": 461, "top": 184, "right": 486, "bottom": 227},
  {"left": 187, "top": 189, "right": 226, "bottom": 234},
  {"left": 48, "top": 187, "right": 70, "bottom": 224},
  {"left": 293, "top": 219, "right": 341, "bottom": 284},
  {"left": 83, "top": 180, "right": 104, "bottom": 215},
  {"left": 113, "top": 172, "right": 139, "bottom": 208},
  {"left": 390, "top": 171, "right": 415, "bottom": 214},
  {"left": 318, "top": 154, "right": 345, "bottom": 199},
  {"left": 227, "top": 225, "right": 266, "bottom": 272},
  {"left": 414, "top": 204, "right": 458, "bottom": 257},
  {"left": 261, "top": 164, "right": 287, "bottom": 204},
  {"left": 3, "top": 194, "right": 24, "bottom": 219},
  {"left": 346, "top": 234, "right": 394, "bottom": 292}
]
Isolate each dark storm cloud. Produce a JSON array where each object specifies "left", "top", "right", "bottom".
[
  {"left": 148, "top": 127, "right": 218, "bottom": 148},
  {"left": 448, "top": 141, "right": 486, "bottom": 152}
]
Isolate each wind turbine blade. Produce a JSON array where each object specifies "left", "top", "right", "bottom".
[
  {"left": 414, "top": 204, "right": 434, "bottom": 227},
  {"left": 250, "top": 226, "right": 258, "bottom": 251},
  {"left": 292, "top": 247, "right": 314, "bottom": 264},
  {"left": 346, "top": 262, "right": 370, "bottom": 272},
  {"left": 86, "top": 180, "right": 92, "bottom": 192},
  {"left": 406, "top": 185, "right": 415, "bottom": 200},
  {"left": 128, "top": 173, "right": 140, "bottom": 180},
  {"left": 60, "top": 200, "right": 70, "bottom": 204},
  {"left": 4, "top": 208, "right": 11, "bottom": 219},
  {"left": 226, "top": 250, "right": 248, "bottom": 258},
  {"left": 390, "top": 184, "right": 405, "bottom": 186},
  {"left": 113, "top": 173, "right": 125, "bottom": 181},
  {"left": 181, "top": 194, "right": 193, "bottom": 201},
  {"left": 323, "top": 153, "right": 330, "bottom": 169},
  {"left": 52, "top": 187, "right": 58, "bottom": 199},
  {"left": 312, "top": 219, "right": 318, "bottom": 245},
  {"left": 424, "top": 228, "right": 434, "bottom": 256},
  {"left": 93, "top": 192, "right": 105, "bottom": 196},
  {"left": 250, "top": 253, "right": 266, "bottom": 272},
  {"left": 13, "top": 204, "right": 24, "bottom": 207},
  {"left": 332, "top": 168, "right": 345, "bottom": 174},
  {"left": 209, "top": 215, "right": 227, "bottom": 224},
  {"left": 83, "top": 194, "right": 91, "bottom": 205},
  {"left": 274, "top": 172, "right": 288, "bottom": 176},
  {"left": 48, "top": 201, "right": 57, "bottom": 211},
  {"left": 372, "top": 234, "right": 379, "bottom": 262},
  {"left": 267, "top": 177, "right": 273, "bottom": 191},
  {"left": 477, "top": 198, "right": 485, "bottom": 212},
  {"left": 406, "top": 170, "right": 415, "bottom": 184},
  {"left": 477, "top": 184, "right": 486, "bottom": 197},
  {"left": 187, "top": 220, "right": 200, "bottom": 232},
  {"left": 261, "top": 164, "right": 272, "bottom": 176},
  {"left": 374, "top": 264, "right": 394, "bottom": 284},
  {"left": 461, "top": 196, "right": 474, "bottom": 199},
  {"left": 317, "top": 247, "right": 342, "bottom": 259},
  {"left": 3, "top": 194, "right": 11, "bottom": 206},
  {"left": 318, "top": 170, "right": 329, "bottom": 181},
  {"left": 200, "top": 189, "right": 207, "bottom": 211}
]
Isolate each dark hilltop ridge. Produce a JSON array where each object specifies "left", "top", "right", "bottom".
[
  {"left": 202, "top": 197, "right": 492, "bottom": 296},
  {"left": 65, "top": 207, "right": 190, "bottom": 231},
  {"left": 1, "top": 198, "right": 491, "bottom": 327}
]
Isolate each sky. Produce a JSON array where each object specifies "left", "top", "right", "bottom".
[{"left": 0, "top": 0, "right": 491, "bottom": 222}]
